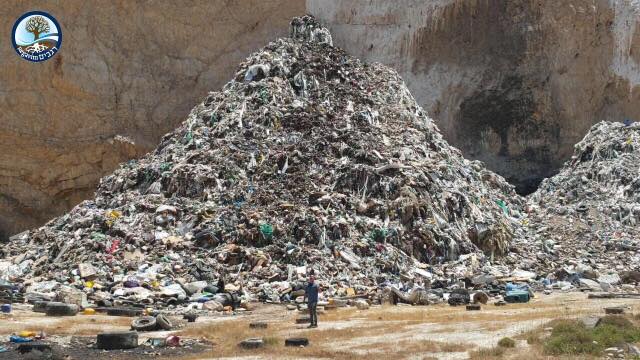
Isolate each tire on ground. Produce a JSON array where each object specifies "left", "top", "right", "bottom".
[
  {"left": 131, "top": 316, "right": 157, "bottom": 331},
  {"left": 96, "top": 331, "right": 139, "bottom": 350},
  {"left": 285, "top": 337, "right": 309, "bottom": 347},
  {"left": 45, "top": 302, "right": 78, "bottom": 316},
  {"left": 249, "top": 322, "right": 268, "bottom": 329},
  {"left": 155, "top": 313, "right": 173, "bottom": 330},
  {"left": 238, "top": 338, "right": 264, "bottom": 349}
]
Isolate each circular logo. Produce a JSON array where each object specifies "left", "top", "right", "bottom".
[{"left": 11, "top": 11, "right": 62, "bottom": 62}]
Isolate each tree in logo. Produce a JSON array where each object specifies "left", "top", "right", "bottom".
[{"left": 25, "top": 15, "right": 50, "bottom": 41}]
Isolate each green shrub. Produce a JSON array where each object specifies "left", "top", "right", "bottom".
[
  {"left": 497, "top": 337, "right": 515, "bottom": 348},
  {"left": 543, "top": 317, "right": 640, "bottom": 356}
]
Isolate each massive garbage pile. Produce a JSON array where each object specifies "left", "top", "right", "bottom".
[
  {"left": 501, "top": 121, "right": 640, "bottom": 292},
  {"left": 0, "top": 16, "right": 526, "bottom": 311},
  {"left": 2, "top": 17, "right": 638, "bottom": 314}
]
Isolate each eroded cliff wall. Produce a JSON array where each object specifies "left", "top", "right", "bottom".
[
  {"left": 0, "top": 0, "right": 305, "bottom": 240},
  {"left": 309, "top": 0, "right": 640, "bottom": 194}
]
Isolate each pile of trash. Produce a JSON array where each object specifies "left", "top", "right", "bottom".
[
  {"left": 0, "top": 16, "right": 525, "bottom": 311},
  {"left": 500, "top": 121, "right": 640, "bottom": 292}
]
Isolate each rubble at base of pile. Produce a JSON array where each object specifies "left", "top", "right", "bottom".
[{"left": 0, "top": 16, "right": 527, "bottom": 313}]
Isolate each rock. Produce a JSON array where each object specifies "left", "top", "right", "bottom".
[
  {"left": 202, "top": 300, "right": 224, "bottom": 311},
  {"left": 628, "top": 344, "right": 640, "bottom": 356},
  {"left": 579, "top": 278, "right": 603, "bottom": 292},
  {"left": 598, "top": 273, "right": 621, "bottom": 285},
  {"left": 354, "top": 300, "right": 370, "bottom": 310},
  {"left": 580, "top": 316, "right": 600, "bottom": 329}
]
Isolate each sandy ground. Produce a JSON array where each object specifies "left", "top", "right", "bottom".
[{"left": 0, "top": 292, "right": 638, "bottom": 359}]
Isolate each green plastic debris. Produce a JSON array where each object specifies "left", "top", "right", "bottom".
[
  {"left": 160, "top": 162, "right": 172, "bottom": 172},
  {"left": 182, "top": 131, "right": 193, "bottom": 144},
  {"left": 495, "top": 199, "right": 509, "bottom": 215},
  {"left": 210, "top": 113, "right": 219, "bottom": 126},
  {"left": 260, "top": 223, "right": 274, "bottom": 240},
  {"left": 369, "top": 228, "right": 388, "bottom": 242}
]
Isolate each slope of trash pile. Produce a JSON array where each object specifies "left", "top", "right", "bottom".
[
  {"left": 511, "top": 121, "right": 640, "bottom": 292},
  {"left": 0, "top": 16, "right": 525, "bottom": 311}
]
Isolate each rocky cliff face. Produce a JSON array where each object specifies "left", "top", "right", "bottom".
[
  {"left": 309, "top": 0, "right": 640, "bottom": 194},
  {"left": 0, "top": 0, "right": 305, "bottom": 240}
]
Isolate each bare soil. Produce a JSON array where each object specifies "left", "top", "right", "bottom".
[{"left": 0, "top": 292, "right": 637, "bottom": 359}]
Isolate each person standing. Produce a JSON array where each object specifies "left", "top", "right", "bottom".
[{"left": 303, "top": 274, "right": 319, "bottom": 328}]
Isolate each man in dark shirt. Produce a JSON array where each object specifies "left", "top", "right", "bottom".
[{"left": 303, "top": 274, "right": 319, "bottom": 328}]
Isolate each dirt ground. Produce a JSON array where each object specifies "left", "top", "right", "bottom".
[{"left": 0, "top": 292, "right": 637, "bottom": 359}]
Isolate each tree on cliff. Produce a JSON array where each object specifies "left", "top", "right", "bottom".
[{"left": 25, "top": 16, "right": 50, "bottom": 41}]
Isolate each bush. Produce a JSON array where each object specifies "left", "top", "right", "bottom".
[
  {"left": 543, "top": 317, "right": 640, "bottom": 356},
  {"left": 497, "top": 337, "right": 515, "bottom": 348},
  {"left": 543, "top": 321, "right": 599, "bottom": 355}
]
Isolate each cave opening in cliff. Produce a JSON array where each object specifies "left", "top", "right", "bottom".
[{"left": 455, "top": 76, "right": 558, "bottom": 196}]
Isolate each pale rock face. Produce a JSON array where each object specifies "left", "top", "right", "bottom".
[
  {"left": 0, "top": 0, "right": 305, "bottom": 239},
  {"left": 309, "top": 0, "right": 640, "bottom": 194}
]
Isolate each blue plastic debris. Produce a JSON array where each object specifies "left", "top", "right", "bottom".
[{"left": 9, "top": 335, "right": 33, "bottom": 343}]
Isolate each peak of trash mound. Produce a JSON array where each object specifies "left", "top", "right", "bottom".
[
  {"left": 533, "top": 121, "right": 640, "bottom": 227},
  {"left": 1, "top": 16, "right": 525, "bottom": 310}
]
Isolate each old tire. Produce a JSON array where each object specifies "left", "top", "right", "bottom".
[
  {"left": 239, "top": 338, "right": 264, "bottom": 349},
  {"left": 32, "top": 301, "right": 50, "bottom": 313},
  {"left": 131, "top": 316, "right": 157, "bottom": 331},
  {"left": 96, "top": 331, "right": 138, "bottom": 350},
  {"left": 295, "top": 316, "right": 311, "bottom": 324},
  {"left": 249, "top": 322, "right": 268, "bottom": 329},
  {"left": 605, "top": 307, "right": 624, "bottom": 315},
  {"left": 466, "top": 304, "right": 481, "bottom": 311},
  {"left": 106, "top": 307, "right": 143, "bottom": 317},
  {"left": 156, "top": 314, "right": 172, "bottom": 330},
  {"left": 285, "top": 337, "right": 309, "bottom": 347},
  {"left": 45, "top": 302, "right": 78, "bottom": 316}
]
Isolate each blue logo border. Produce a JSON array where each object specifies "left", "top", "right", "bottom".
[{"left": 11, "top": 10, "right": 62, "bottom": 62}]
